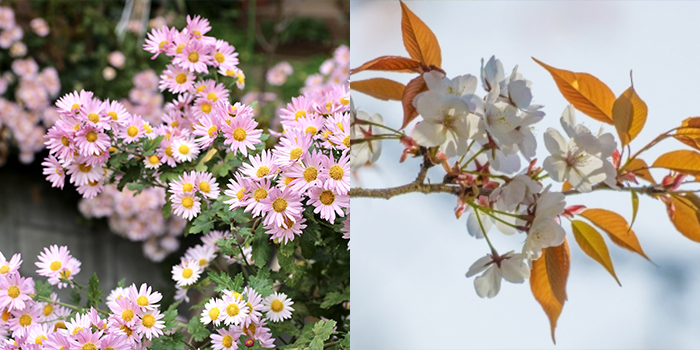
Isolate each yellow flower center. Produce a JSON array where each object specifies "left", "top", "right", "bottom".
[
  {"left": 182, "top": 197, "right": 194, "bottom": 209},
  {"left": 226, "top": 303, "right": 240, "bottom": 316},
  {"left": 54, "top": 321, "right": 66, "bottom": 331},
  {"left": 137, "top": 296, "right": 149, "bottom": 307},
  {"left": 8, "top": 286, "right": 20, "bottom": 299},
  {"left": 305, "top": 126, "right": 317, "bottom": 134},
  {"left": 222, "top": 335, "right": 233, "bottom": 348},
  {"left": 86, "top": 131, "right": 98, "bottom": 142},
  {"left": 78, "top": 163, "right": 92, "bottom": 173},
  {"left": 81, "top": 342, "right": 96, "bottom": 350},
  {"left": 340, "top": 96, "right": 350, "bottom": 105},
  {"left": 343, "top": 135, "right": 350, "bottom": 148},
  {"left": 272, "top": 198, "right": 288, "bottom": 213},
  {"left": 175, "top": 73, "right": 187, "bottom": 84},
  {"left": 148, "top": 155, "right": 160, "bottom": 165},
  {"left": 233, "top": 128, "right": 247, "bottom": 141},
  {"left": 199, "top": 258, "right": 208, "bottom": 266},
  {"left": 294, "top": 110, "right": 306, "bottom": 121},
  {"left": 182, "top": 268, "right": 193, "bottom": 279},
  {"left": 236, "top": 189, "right": 246, "bottom": 200},
  {"left": 188, "top": 51, "right": 199, "bottom": 63},
  {"left": 200, "top": 103, "right": 211, "bottom": 114},
  {"left": 35, "top": 335, "right": 47, "bottom": 345},
  {"left": 215, "top": 52, "right": 225, "bottom": 63},
  {"left": 193, "top": 30, "right": 201, "bottom": 37},
  {"left": 206, "top": 92, "right": 218, "bottom": 101},
  {"left": 108, "top": 111, "right": 118, "bottom": 121},
  {"left": 71, "top": 103, "right": 81, "bottom": 110},
  {"left": 183, "top": 183, "right": 194, "bottom": 192},
  {"left": 50, "top": 261, "right": 62, "bottom": 271},
  {"left": 243, "top": 323, "right": 256, "bottom": 336},
  {"left": 144, "top": 124, "right": 152, "bottom": 133},
  {"left": 253, "top": 188, "right": 268, "bottom": 202},
  {"left": 127, "top": 126, "right": 139, "bottom": 138},
  {"left": 329, "top": 165, "right": 344, "bottom": 180},
  {"left": 1, "top": 309, "right": 10, "bottom": 321},
  {"left": 209, "top": 307, "right": 220, "bottom": 320},
  {"left": 165, "top": 146, "right": 173, "bottom": 157},
  {"left": 199, "top": 181, "right": 211, "bottom": 193},
  {"left": 61, "top": 270, "right": 71, "bottom": 279},
  {"left": 43, "top": 304, "right": 53, "bottom": 316},
  {"left": 207, "top": 125, "right": 217, "bottom": 137},
  {"left": 61, "top": 136, "right": 70, "bottom": 147},
  {"left": 284, "top": 176, "right": 295, "bottom": 186},
  {"left": 109, "top": 146, "right": 117, "bottom": 153},
  {"left": 289, "top": 147, "right": 303, "bottom": 160},
  {"left": 120, "top": 324, "right": 133, "bottom": 336},
  {"left": 176, "top": 44, "right": 185, "bottom": 54},
  {"left": 256, "top": 166, "right": 270, "bottom": 178},
  {"left": 158, "top": 40, "right": 168, "bottom": 49},
  {"left": 320, "top": 190, "right": 335, "bottom": 205},
  {"left": 87, "top": 113, "right": 100, "bottom": 123},
  {"left": 179, "top": 144, "right": 190, "bottom": 155},
  {"left": 141, "top": 314, "right": 155, "bottom": 328},
  {"left": 19, "top": 314, "right": 32, "bottom": 326},
  {"left": 122, "top": 309, "right": 135, "bottom": 322},
  {"left": 270, "top": 299, "right": 284, "bottom": 313}
]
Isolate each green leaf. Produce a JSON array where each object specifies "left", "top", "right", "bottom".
[
  {"left": 116, "top": 278, "right": 126, "bottom": 288},
  {"left": 70, "top": 289, "right": 81, "bottom": 306},
  {"left": 186, "top": 316, "right": 210, "bottom": 342},
  {"left": 126, "top": 182, "right": 146, "bottom": 194},
  {"left": 267, "top": 319, "right": 301, "bottom": 337},
  {"left": 630, "top": 189, "right": 639, "bottom": 230},
  {"left": 144, "top": 135, "right": 165, "bottom": 153},
  {"left": 117, "top": 166, "right": 142, "bottom": 191},
  {"left": 150, "top": 332, "right": 187, "bottom": 350},
  {"left": 248, "top": 268, "right": 274, "bottom": 297},
  {"left": 162, "top": 200, "right": 172, "bottom": 220},
  {"left": 251, "top": 225, "right": 271, "bottom": 268},
  {"left": 208, "top": 271, "right": 241, "bottom": 293},
  {"left": 309, "top": 320, "right": 337, "bottom": 350},
  {"left": 320, "top": 289, "right": 349, "bottom": 309},
  {"left": 87, "top": 273, "right": 103, "bottom": 308},
  {"left": 279, "top": 240, "right": 297, "bottom": 258},
  {"left": 162, "top": 303, "right": 180, "bottom": 332},
  {"left": 341, "top": 333, "right": 350, "bottom": 349},
  {"left": 189, "top": 215, "right": 215, "bottom": 235}
]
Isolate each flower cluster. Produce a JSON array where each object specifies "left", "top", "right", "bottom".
[
  {"left": 0, "top": 248, "right": 166, "bottom": 349},
  {"left": 302, "top": 45, "right": 349, "bottom": 94},
  {"left": 0, "top": 6, "right": 60, "bottom": 164},
  {"left": 266, "top": 61, "right": 293, "bottom": 86}
]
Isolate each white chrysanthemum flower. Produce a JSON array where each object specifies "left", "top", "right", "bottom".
[
  {"left": 171, "top": 260, "right": 202, "bottom": 287},
  {"left": 466, "top": 251, "right": 530, "bottom": 298},
  {"left": 262, "top": 292, "right": 294, "bottom": 322},
  {"left": 201, "top": 298, "right": 225, "bottom": 326},
  {"left": 172, "top": 137, "right": 199, "bottom": 163}
]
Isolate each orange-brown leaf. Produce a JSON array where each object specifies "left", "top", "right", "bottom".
[
  {"left": 580, "top": 208, "right": 650, "bottom": 261},
  {"left": 667, "top": 193, "right": 700, "bottom": 243},
  {"left": 623, "top": 159, "right": 655, "bottom": 184},
  {"left": 674, "top": 117, "right": 700, "bottom": 150},
  {"left": 401, "top": 75, "right": 428, "bottom": 129},
  {"left": 399, "top": 1, "right": 441, "bottom": 67},
  {"left": 562, "top": 180, "right": 573, "bottom": 192},
  {"left": 350, "top": 55, "right": 423, "bottom": 75},
  {"left": 571, "top": 220, "right": 621, "bottom": 286},
  {"left": 652, "top": 150, "right": 700, "bottom": 177},
  {"left": 530, "top": 239, "right": 570, "bottom": 344},
  {"left": 612, "top": 85, "right": 648, "bottom": 146},
  {"left": 350, "top": 78, "right": 405, "bottom": 101},
  {"left": 533, "top": 58, "right": 615, "bottom": 125}
]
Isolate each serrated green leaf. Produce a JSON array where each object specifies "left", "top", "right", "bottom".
[
  {"left": 162, "top": 200, "right": 172, "bottom": 220},
  {"left": 117, "top": 166, "right": 142, "bottom": 191},
  {"left": 209, "top": 271, "right": 240, "bottom": 293},
  {"left": 308, "top": 320, "right": 337, "bottom": 350},
  {"left": 162, "top": 303, "right": 180, "bottom": 332},
  {"left": 87, "top": 273, "right": 103, "bottom": 308},
  {"left": 189, "top": 215, "right": 215, "bottom": 235},
  {"left": 252, "top": 225, "right": 271, "bottom": 268},
  {"left": 150, "top": 332, "right": 186, "bottom": 350},
  {"left": 340, "top": 333, "right": 350, "bottom": 349},
  {"left": 320, "top": 290, "right": 349, "bottom": 309},
  {"left": 279, "top": 240, "right": 297, "bottom": 258},
  {"left": 248, "top": 268, "right": 274, "bottom": 297},
  {"left": 186, "top": 316, "right": 210, "bottom": 342},
  {"left": 33, "top": 280, "right": 53, "bottom": 301},
  {"left": 267, "top": 319, "right": 301, "bottom": 337},
  {"left": 70, "top": 289, "right": 81, "bottom": 305}
]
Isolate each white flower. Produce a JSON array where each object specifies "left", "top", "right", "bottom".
[
  {"left": 263, "top": 292, "right": 294, "bottom": 322},
  {"left": 423, "top": 71, "right": 478, "bottom": 99},
  {"left": 480, "top": 56, "right": 505, "bottom": 93},
  {"left": 171, "top": 260, "right": 202, "bottom": 287},
  {"left": 522, "top": 190, "right": 566, "bottom": 263},
  {"left": 412, "top": 91, "right": 477, "bottom": 157},
  {"left": 490, "top": 175, "right": 542, "bottom": 212},
  {"left": 466, "top": 251, "right": 530, "bottom": 298},
  {"left": 543, "top": 106, "right": 617, "bottom": 192},
  {"left": 350, "top": 109, "right": 383, "bottom": 171}
]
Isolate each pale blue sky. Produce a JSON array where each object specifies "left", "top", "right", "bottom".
[{"left": 351, "top": 1, "right": 700, "bottom": 349}]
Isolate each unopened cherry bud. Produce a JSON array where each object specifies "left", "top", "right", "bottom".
[{"left": 245, "top": 338, "right": 255, "bottom": 347}]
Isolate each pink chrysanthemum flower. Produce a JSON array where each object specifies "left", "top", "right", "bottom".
[
  {"left": 171, "top": 259, "right": 202, "bottom": 287},
  {"left": 75, "top": 125, "right": 110, "bottom": 157},
  {"left": 201, "top": 297, "right": 225, "bottom": 326},
  {"left": 159, "top": 64, "right": 196, "bottom": 94},
  {"left": 221, "top": 293, "right": 249, "bottom": 326},
  {"left": 66, "top": 157, "right": 103, "bottom": 187},
  {"left": 211, "top": 326, "right": 241, "bottom": 350},
  {"left": 193, "top": 115, "right": 219, "bottom": 148},
  {"left": 296, "top": 114, "right": 326, "bottom": 138},
  {"left": 129, "top": 283, "right": 162, "bottom": 311},
  {"left": 193, "top": 96, "right": 217, "bottom": 120},
  {"left": 200, "top": 230, "right": 232, "bottom": 249},
  {"left": 120, "top": 115, "right": 145, "bottom": 144},
  {"left": 169, "top": 171, "right": 198, "bottom": 195},
  {"left": 158, "top": 139, "right": 178, "bottom": 167},
  {"left": 171, "top": 191, "right": 201, "bottom": 221},
  {"left": 325, "top": 113, "right": 350, "bottom": 150},
  {"left": 185, "top": 244, "right": 217, "bottom": 268},
  {"left": 100, "top": 332, "right": 130, "bottom": 350},
  {"left": 144, "top": 154, "right": 162, "bottom": 169},
  {"left": 44, "top": 331, "right": 74, "bottom": 350},
  {"left": 223, "top": 174, "right": 251, "bottom": 211},
  {"left": 285, "top": 151, "right": 324, "bottom": 194},
  {"left": 272, "top": 129, "right": 312, "bottom": 167},
  {"left": 262, "top": 292, "right": 294, "bottom": 323},
  {"left": 241, "top": 287, "right": 264, "bottom": 328},
  {"left": 73, "top": 327, "right": 103, "bottom": 350},
  {"left": 55, "top": 90, "right": 93, "bottom": 115},
  {"left": 264, "top": 215, "right": 306, "bottom": 244},
  {"left": 242, "top": 177, "right": 272, "bottom": 218},
  {"left": 240, "top": 150, "right": 278, "bottom": 180},
  {"left": 307, "top": 187, "right": 349, "bottom": 224},
  {"left": 79, "top": 97, "right": 111, "bottom": 130},
  {"left": 212, "top": 39, "right": 239, "bottom": 70},
  {"left": 8, "top": 303, "right": 42, "bottom": 335},
  {"left": 103, "top": 99, "right": 131, "bottom": 126},
  {"left": 0, "top": 273, "right": 34, "bottom": 311},
  {"left": 44, "top": 125, "right": 75, "bottom": 161},
  {"left": 77, "top": 179, "right": 104, "bottom": 199},
  {"left": 27, "top": 322, "right": 52, "bottom": 346},
  {"left": 219, "top": 66, "right": 246, "bottom": 89},
  {"left": 42, "top": 156, "right": 65, "bottom": 189},
  {"left": 174, "top": 39, "right": 212, "bottom": 73},
  {"left": 143, "top": 25, "right": 174, "bottom": 59},
  {"left": 135, "top": 309, "right": 164, "bottom": 340},
  {"left": 185, "top": 15, "right": 214, "bottom": 43},
  {"left": 197, "top": 80, "right": 229, "bottom": 104},
  {"left": 222, "top": 113, "right": 262, "bottom": 157},
  {"left": 172, "top": 136, "right": 199, "bottom": 163},
  {"left": 322, "top": 151, "right": 350, "bottom": 194},
  {"left": 260, "top": 187, "right": 302, "bottom": 229},
  {"left": 108, "top": 296, "right": 140, "bottom": 326},
  {"left": 195, "top": 171, "right": 220, "bottom": 199},
  {"left": 0, "top": 252, "right": 22, "bottom": 276},
  {"left": 35, "top": 245, "right": 81, "bottom": 288},
  {"left": 279, "top": 95, "right": 311, "bottom": 125}
]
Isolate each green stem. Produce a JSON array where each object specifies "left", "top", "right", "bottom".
[
  {"left": 461, "top": 146, "right": 487, "bottom": 170},
  {"left": 354, "top": 119, "right": 405, "bottom": 136},
  {"left": 469, "top": 202, "right": 498, "bottom": 255}
]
